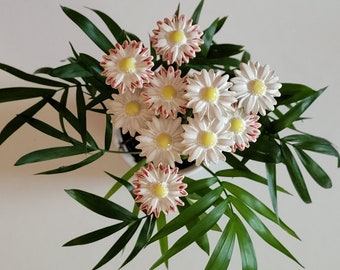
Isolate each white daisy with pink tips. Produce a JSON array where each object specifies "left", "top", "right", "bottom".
[
  {"left": 185, "top": 69, "right": 236, "bottom": 120},
  {"left": 142, "top": 66, "right": 187, "bottom": 119},
  {"left": 181, "top": 117, "right": 234, "bottom": 166},
  {"left": 226, "top": 106, "right": 262, "bottom": 152},
  {"left": 133, "top": 163, "right": 188, "bottom": 218},
  {"left": 101, "top": 40, "right": 154, "bottom": 93},
  {"left": 107, "top": 89, "right": 153, "bottom": 136},
  {"left": 136, "top": 116, "right": 184, "bottom": 168},
  {"left": 230, "top": 61, "right": 282, "bottom": 116},
  {"left": 151, "top": 14, "right": 204, "bottom": 66}
]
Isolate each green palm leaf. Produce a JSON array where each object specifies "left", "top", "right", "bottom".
[
  {"left": 205, "top": 215, "right": 236, "bottom": 270},
  {"left": 150, "top": 199, "right": 229, "bottom": 270},
  {"left": 61, "top": 6, "right": 113, "bottom": 53},
  {"left": 65, "top": 189, "right": 138, "bottom": 221}
]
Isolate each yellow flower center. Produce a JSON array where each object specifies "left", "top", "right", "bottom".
[
  {"left": 230, "top": 117, "right": 245, "bottom": 133},
  {"left": 151, "top": 183, "right": 168, "bottom": 198},
  {"left": 119, "top": 57, "right": 136, "bottom": 73},
  {"left": 198, "top": 131, "right": 217, "bottom": 147},
  {"left": 248, "top": 79, "right": 266, "bottom": 95},
  {"left": 200, "top": 87, "right": 218, "bottom": 102},
  {"left": 125, "top": 101, "right": 141, "bottom": 116},
  {"left": 169, "top": 30, "right": 185, "bottom": 44},
  {"left": 162, "top": 85, "right": 177, "bottom": 100},
  {"left": 156, "top": 133, "right": 172, "bottom": 150}
]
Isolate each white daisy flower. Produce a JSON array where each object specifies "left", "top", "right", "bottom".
[
  {"left": 226, "top": 106, "right": 261, "bottom": 152},
  {"left": 142, "top": 66, "right": 187, "bottom": 118},
  {"left": 185, "top": 69, "right": 236, "bottom": 120},
  {"left": 230, "top": 61, "right": 282, "bottom": 116},
  {"left": 181, "top": 117, "right": 234, "bottom": 166},
  {"left": 136, "top": 117, "right": 184, "bottom": 167},
  {"left": 151, "top": 14, "right": 204, "bottom": 66},
  {"left": 101, "top": 40, "right": 154, "bottom": 93},
  {"left": 133, "top": 163, "right": 187, "bottom": 218},
  {"left": 107, "top": 89, "right": 153, "bottom": 136}
]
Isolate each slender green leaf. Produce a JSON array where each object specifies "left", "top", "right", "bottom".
[
  {"left": 77, "top": 53, "right": 104, "bottom": 78},
  {"left": 281, "top": 142, "right": 311, "bottom": 203},
  {"left": 283, "top": 134, "right": 340, "bottom": 165},
  {"left": 47, "top": 98, "right": 98, "bottom": 149},
  {"left": 61, "top": 6, "right": 113, "bottom": 53},
  {"left": 191, "top": 0, "right": 204, "bottom": 24},
  {"left": 234, "top": 215, "right": 257, "bottom": 270},
  {"left": 105, "top": 113, "right": 113, "bottom": 150},
  {"left": 266, "top": 163, "right": 278, "bottom": 217},
  {"left": 216, "top": 169, "right": 290, "bottom": 194},
  {"left": 294, "top": 148, "right": 332, "bottom": 188},
  {"left": 65, "top": 189, "right": 138, "bottom": 221},
  {"left": 120, "top": 216, "right": 155, "bottom": 268},
  {"left": 15, "top": 145, "right": 90, "bottom": 165},
  {"left": 34, "top": 67, "right": 80, "bottom": 84},
  {"left": 179, "top": 198, "right": 210, "bottom": 254},
  {"left": 207, "top": 44, "right": 244, "bottom": 58},
  {"left": 69, "top": 41, "right": 79, "bottom": 58},
  {"left": 205, "top": 215, "right": 236, "bottom": 270},
  {"left": 156, "top": 213, "right": 169, "bottom": 269},
  {"left": 93, "top": 219, "right": 141, "bottom": 270},
  {"left": 50, "top": 63, "right": 93, "bottom": 78},
  {"left": 241, "top": 50, "right": 251, "bottom": 63},
  {"left": 200, "top": 18, "right": 219, "bottom": 56},
  {"left": 149, "top": 186, "right": 224, "bottom": 244},
  {"left": 37, "top": 150, "right": 104, "bottom": 174},
  {"left": 19, "top": 116, "right": 80, "bottom": 145},
  {"left": 236, "top": 134, "right": 282, "bottom": 163},
  {"left": 63, "top": 222, "right": 129, "bottom": 246},
  {"left": 223, "top": 182, "right": 299, "bottom": 239},
  {"left": 230, "top": 196, "right": 303, "bottom": 267},
  {"left": 189, "top": 56, "right": 241, "bottom": 70},
  {"left": 104, "top": 158, "right": 146, "bottom": 199},
  {"left": 271, "top": 88, "right": 325, "bottom": 133},
  {"left": 0, "top": 87, "right": 56, "bottom": 103},
  {"left": 85, "top": 90, "right": 113, "bottom": 110},
  {"left": 59, "top": 87, "right": 69, "bottom": 135},
  {"left": 224, "top": 152, "right": 249, "bottom": 170},
  {"left": 215, "top": 16, "right": 227, "bottom": 34},
  {"left": 76, "top": 84, "right": 87, "bottom": 145},
  {"left": 276, "top": 83, "right": 316, "bottom": 105},
  {"left": 150, "top": 199, "right": 229, "bottom": 270},
  {"left": 104, "top": 171, "right": 135, "bottom": 196},
  {"left": 90, "top": 8, "right": 129, "bottom": 44},
  {"left": 0, "top": 63, "right": 69, "bottom": 88},
  {"left": 0, "top": 98, "right": 48, "bottom": 145},
  {"left": 174, "top": 2, "right": 180, "bottom": 16},
  {"left": 184, "top": 176, "right": 218, "bottom": 194}
]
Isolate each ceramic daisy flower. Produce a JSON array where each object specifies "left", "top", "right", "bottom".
[
  {"left": 151, "top": 14, "right": 204, "bottom": 66},
  {"left": 107, "top": 89, "right": 153, "bottom": 136},
  {"left": 230, "top": 61, "right": 282, "bottom": 116},
  {"left": 100, "top": 40, "right": 154, "bottom": 93},
  {"left": 226, "top": 106, "right": 261, "bottom": 152},
  {"left": 136, "top": 117, "right": 184, "bottom": 167},
  {"left": 185, "top": 69, "right": 236, "bottom": 120},
  {"left": 142, "top": 66, "right": 187, "bottom": 118},
  {"left": 133, "top": 163, "right": 187, "bottom": 218},
  {"left": 181, "top": 117, "right": 234, "bottom": 166}
]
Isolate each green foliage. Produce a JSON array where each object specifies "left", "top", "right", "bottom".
[{"left": 0, "top": 0, "right": 339, "bottom": 270}]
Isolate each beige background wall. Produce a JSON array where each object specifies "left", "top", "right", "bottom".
[{"left": 1, "top": 0, "right": 339, "bottom": 269}]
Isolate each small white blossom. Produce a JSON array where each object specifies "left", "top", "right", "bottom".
[
  {"left": 231, "top": 61, "right": 282, "bottom": 115},
  {"left": 151, "top": 14, "right": 203, "bottom": 66},
  {"left": 133, "top": 163, "right": 187, "bottom": 218},
  {"left": 101, "top": 40, "right": 154, "bottom": 93}
]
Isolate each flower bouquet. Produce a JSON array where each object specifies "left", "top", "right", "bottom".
[{"left": 0, "top": 1, "right": 339, "bottom": 269}]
